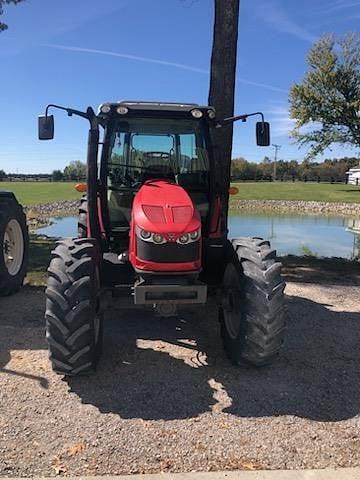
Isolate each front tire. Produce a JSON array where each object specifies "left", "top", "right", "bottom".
[
  {"left": 0, "top": 196, "right": 29, "bottom": 296},
  {"left": 45, "top": 238, "right": 103, "bottom": 376},
  {"left": 78, "top": 195, "right": 87, "bottom": 238},
  {"left": 220, "top": 237, "right": 286, "bottom": 366}
]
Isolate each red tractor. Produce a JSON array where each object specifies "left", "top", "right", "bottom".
[{"left": 39, "top": 101, "right": 285, "bottom": 376}]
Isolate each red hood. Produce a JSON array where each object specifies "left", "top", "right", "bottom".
[{"left": 132, "top": 180, "right": 200, "bottom": 236}]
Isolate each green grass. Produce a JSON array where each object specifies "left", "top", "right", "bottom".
[
  {"left": 0, "top": 182, "right": 81, "bottom": 206},
  {"left": 2, "top": 180, "right": 359, "bottom": 205},
  {"left": 231, "top": 182, "right": 360, "bottom": 203},
  {"left": 25, "top": 236, "right": 55, "bottom": 286}
]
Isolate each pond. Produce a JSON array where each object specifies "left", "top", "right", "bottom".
[{"left": 38, "top": 213, "right": 360, "bottom": 260}]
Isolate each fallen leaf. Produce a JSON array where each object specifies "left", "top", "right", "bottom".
[
  {"left": 51, "top": 456, "right": 67, "bottom": 475},
  {"left": 239, "top": 460, "right": 260, "bottom": 471},
  {"left": 68, "top": 440, "right": 86, "bottom": 457}
]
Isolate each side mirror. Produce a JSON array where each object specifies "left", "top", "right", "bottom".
[
  {"left": 256, "top": 121, "right": 270, "bottom": 146},
  {"left": 38, "top": 115, "right": 54, "bottom": 140}
]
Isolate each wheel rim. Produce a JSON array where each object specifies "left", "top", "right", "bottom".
[
  {"left": 3, "top": 219, "right": 24, "bottom": 276},
  {"left": 222, "top": 263, "right": 242, "bottom": 340}
]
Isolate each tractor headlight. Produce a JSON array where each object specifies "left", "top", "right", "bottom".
[
  {"left": 176, "top": 229, "right": 200, "bottom": 244},
  {"left": 140, "top": 229, "right": 151, "bottom": 240},
  {"left": 153, "top": 233, "right": 165, "bottom": 244},
  {"left": 178, "top": 234, "right": 189, "bottom": 244},
  {"left": 116, "top": 106, "right": 128, "bottom": 115},
  {"left": 136, "top": 226, "right": 167, "bottom": 244},
  {"left": 191, "top": 109, "right": 203, "bottom": 119},
  {"left": 100, "top": 104, "right": 111, "bottom": 113}
]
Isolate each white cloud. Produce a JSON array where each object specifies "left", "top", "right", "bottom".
[
  {"left": 327, "top": 0, "right": 360, "bottom": 11},
  {"left": 266, "top": 106, "right": 296, "bottom": 138},
  {"left": 254, "top": 1, "right": 317, "bottom": 43},
  {"left": 43, "top": 44, "right": 288, "bottom": 94},
  {"left": 43, "top": 44, "right": 209, "bottom": 74}
]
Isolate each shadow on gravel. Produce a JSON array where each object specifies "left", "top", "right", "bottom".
[
  {"left": 68, "top": 294, "right": 360, "bottom": 422},
  {"left": 0, "top": 286, "right": 49, "bottom": 388}
]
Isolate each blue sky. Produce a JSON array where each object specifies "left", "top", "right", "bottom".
[{"left": 1, "top": 0, "right": 359, "bottom": 173}]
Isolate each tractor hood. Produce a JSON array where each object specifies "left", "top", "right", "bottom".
[{"left": 132, "top": 179, "right": 200, "bottom": 236}]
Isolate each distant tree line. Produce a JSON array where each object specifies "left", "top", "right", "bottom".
[
  {"left": 1, "top": 157, "right": 359, "bottom": 183},
  {"left": 0, "top": 161, "right": 87, "bottom": 182},
  {"left": 51, "top": 161, "right": 86, "bottom": 182},
  {"left": 231, "top": 156, "right": 360, "bottom": 182}
]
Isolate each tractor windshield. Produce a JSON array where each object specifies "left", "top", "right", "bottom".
[
  {"left": 107, "top": 118, "right": 209, "bottom": 188},
  {"left": 106, "top": 117, "right": 210, "bottom": 230}
]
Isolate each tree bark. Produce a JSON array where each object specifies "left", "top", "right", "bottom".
[{"left": 208, "top": 0, "right": 240, "bottom": 227}]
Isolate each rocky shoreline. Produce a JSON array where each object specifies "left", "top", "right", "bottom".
[
  {"left": 25, "top": 199, "right": 80, "bottom": 231},
  {"left": 230, "top": 199, "right": 360, "bottom": 216},
  {"left": 25, "top": 198, "right": 359, "bottom": 232}
]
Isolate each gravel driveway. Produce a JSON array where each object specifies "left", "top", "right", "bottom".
[{"left": 0, "top": 276, "right": 359, "bottom": 476}]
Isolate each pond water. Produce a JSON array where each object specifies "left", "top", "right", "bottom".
[{"left": 38, "top": 213, "right": 360, "bottom": 260}]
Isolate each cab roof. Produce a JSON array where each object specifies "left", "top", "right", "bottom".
[{"left": 98, "top": 100, "right": 215, "bottom": 115}]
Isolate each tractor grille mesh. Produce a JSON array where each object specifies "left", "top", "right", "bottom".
[
  {"left": 142, "top": 205, "right": 166, "bottom": 223},
  {"left": 172, "top": 206, "right": 192, "bottom": 223}
]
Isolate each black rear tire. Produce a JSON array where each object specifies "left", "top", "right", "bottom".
[
  {"left": 78, "top": 195, "right": 87, "bottom": 238},
  {"left": 45, "top": 238, "right": 103, "bottom": 376},
  {"left": 220, "top": 237, "right": 286, "bottom": 367},
  {"left": 0, "top": 195, "right": 29, "bottom": 296}
]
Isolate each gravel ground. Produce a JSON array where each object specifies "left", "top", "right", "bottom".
[{"left": 0, "top": 277, "right": 359, "bottom": 476}]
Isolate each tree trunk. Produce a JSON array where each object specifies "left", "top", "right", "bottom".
[{"left": 208, "top": 0, "right": 240, "bottom": 227}]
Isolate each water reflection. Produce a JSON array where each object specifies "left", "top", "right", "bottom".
[
  {"left": 228, "top": 213, "right": 359, "bottom": 260},
  {"left": 38, "top": 213, "right": 360, "bottom": 260}
]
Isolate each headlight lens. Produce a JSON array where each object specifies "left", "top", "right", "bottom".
[
  {"left": 117, "top": 106, "right": 128, "bottom": 115},
  {"left": 178, "top": 234, "right": 189, "bottom": 244},
  {"left": 100, "top": 104, "right": 111, "bottom": 113},
  {"left": 190, "top": 230, "right": 199, "bottom": 241},
  {"left": 140, "top": 229, "right": 151, "bottom": 240},
  {"left": 153, "top": 233, "right": 165, "bottom": 244},
  {"left": 191, "top": 108, "right": 203, "bottom": 119}
]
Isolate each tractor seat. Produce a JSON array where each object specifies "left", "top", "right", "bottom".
[
  {"left": 141, "top": 163, "right": 175, "bottom": 182},
  {"left": 108, "top": 188, "right": 134, "bottom": 228},
  {"left": 189, "top": 191, "right": 209, "bottom": 218}
]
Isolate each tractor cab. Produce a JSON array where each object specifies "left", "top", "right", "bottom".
[{"left": 98, "top": 102, "right": 214, "bottom": 250}]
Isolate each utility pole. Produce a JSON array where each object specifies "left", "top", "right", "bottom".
[{"left": 272, "top": 144, "right": 281, "bottom": 181}]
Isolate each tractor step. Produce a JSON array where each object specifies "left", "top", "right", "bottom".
[{"left": 134, "top": 278, "right": 207, "bottom": 305}]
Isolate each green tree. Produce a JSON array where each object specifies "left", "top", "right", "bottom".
[
  {"left": 231, "top": 158, "right": 259, "bottom": 180},
  {"left": 51, "top": 169, "right": 64, "bottom": 182},
  {"left": 0, "top": 0, "right": 25, "bottom": 32},
  {"left": 0, "top": 169, "right": 7, "bottom": 180},
  {"left": 63, "top": 161, "right": 86, "bottom": 181},
  {"left": 290, "top": 33, "right": 360, "bottom": 159}
]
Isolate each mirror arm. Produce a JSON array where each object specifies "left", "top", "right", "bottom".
[
  {"left": 44, "top": 104, "right": 97, "bottom": 127},
  {"left": 216, "top": 111, "right": 265, "bottom": 128}
]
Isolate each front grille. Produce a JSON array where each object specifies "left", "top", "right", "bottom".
[{"left": 137, "top": 238, "right": 200, "bottom": 263}]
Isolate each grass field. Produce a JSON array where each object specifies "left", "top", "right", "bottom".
[
  {"left": 232, "top": 181, "right": 359, "bottom": 203},
  {"left": 1, "top": 180, "right": 359, "bottom": 205},
  {"left": 0, "top": 182, "right": 81, "bottom": 205}
]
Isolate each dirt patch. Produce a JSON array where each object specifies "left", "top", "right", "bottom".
[{"left": 0, "top": 280, "right": 359, "bottom": 476}]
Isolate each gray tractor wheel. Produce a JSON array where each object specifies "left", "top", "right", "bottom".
[
  {"left": 0, "top": 195, "right": 29, "bottom": 296},
  {"left": 78, "top": 195, "right": 87, "bottom": 238},
  {"left": 45, "top": 238, "right": 103, "bottom": 376},
  {"left": 220, "top": 237, "right": 286, "bottom": 366}
]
